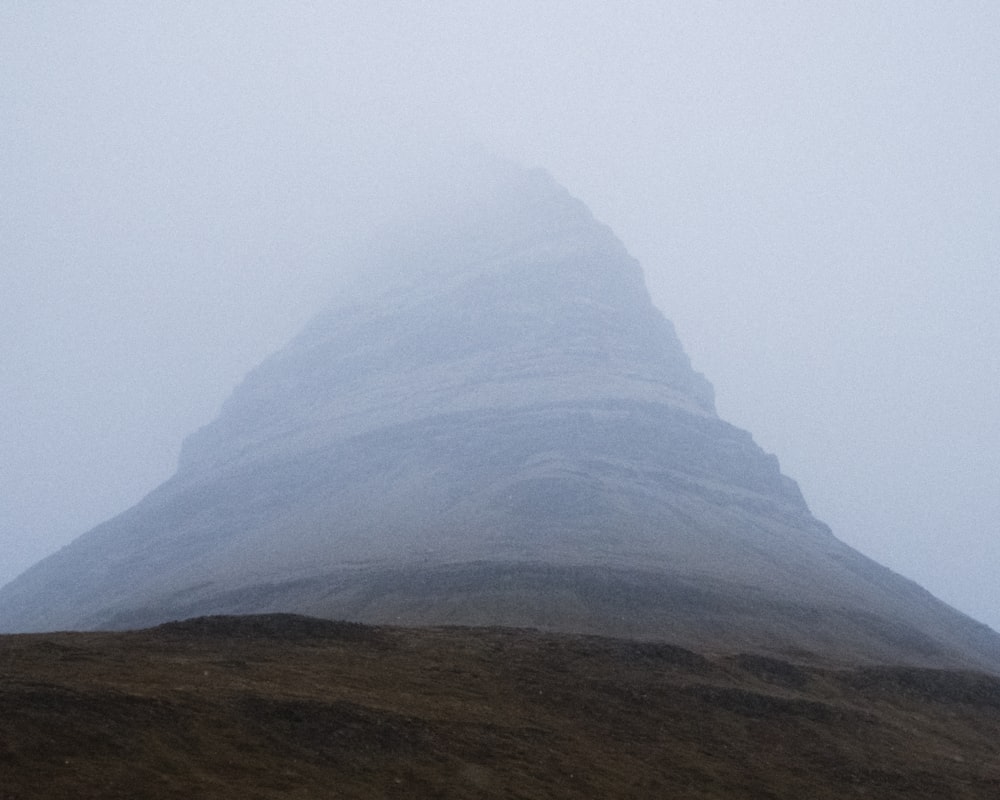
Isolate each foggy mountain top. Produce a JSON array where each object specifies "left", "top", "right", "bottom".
[
  {"left": 2, "top": 4, "right": 998, "bottom": 629},
  {"left": 335, "top": 159, "right": 628, "bottom": 307}
]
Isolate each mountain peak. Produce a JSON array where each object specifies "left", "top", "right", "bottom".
[{"left": 178, "top": 164, "right": 715, "bottom": 478}]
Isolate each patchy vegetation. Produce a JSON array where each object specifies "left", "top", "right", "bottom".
[{"left": 2, "top": 614, "right": 999, "bottom": 798}]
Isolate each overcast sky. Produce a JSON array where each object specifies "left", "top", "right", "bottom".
[{"left": 2, "top": 2, "right": 998, "bottom": 630}]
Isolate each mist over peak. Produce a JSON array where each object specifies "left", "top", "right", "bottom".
[
  {"left": 332, "top": 158, "right": 609, "bottom": 304},
  {"left": 3, "top": 3, "right": 998, "bottom": 640}
]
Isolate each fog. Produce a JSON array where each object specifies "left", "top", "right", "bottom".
[{"left": 2, "top": 3, "right": 998, "bottom": 630}]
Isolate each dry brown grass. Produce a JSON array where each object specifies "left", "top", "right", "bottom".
[{"left": 2, "top": 614, "right": 999, "bottom": 799}]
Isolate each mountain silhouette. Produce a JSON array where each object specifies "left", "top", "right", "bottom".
[{"left": 2, "top": 164, "right": 997, "bottom": 671}]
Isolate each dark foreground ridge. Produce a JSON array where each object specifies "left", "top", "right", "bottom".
[{"left": 2, "top": 613, "right": 999, "bottom": 799}]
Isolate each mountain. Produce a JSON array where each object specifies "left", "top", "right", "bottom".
[{"left": 1, "top": 164, "right": 997, "bottom": 671}]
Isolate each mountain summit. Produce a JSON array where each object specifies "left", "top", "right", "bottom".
[{"left": 3, "top": 165, "right": 997, "bottom": 671}]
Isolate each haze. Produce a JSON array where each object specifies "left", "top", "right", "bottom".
[{"left": 2, "top": 3, "right": 998, "bottom": 630}]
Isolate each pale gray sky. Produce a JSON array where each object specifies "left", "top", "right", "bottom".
[{"left": 2, "top": 2, "right": 998, "bottom": 629}]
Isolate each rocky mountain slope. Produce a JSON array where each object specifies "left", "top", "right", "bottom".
[
  {"left": 1, "top": 164, "right": 997, "bottom": 672},
  {"left": 3, "top": 615, "right": 1000, "bottom": 799}
]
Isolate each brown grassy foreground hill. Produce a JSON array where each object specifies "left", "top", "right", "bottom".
[{"left": 2, "top": 614, "right": 1000, "bottom": 799}]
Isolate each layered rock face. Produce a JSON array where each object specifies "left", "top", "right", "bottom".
[{"left": 2, "top": 166, "right": 998, "bottom": 671}]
